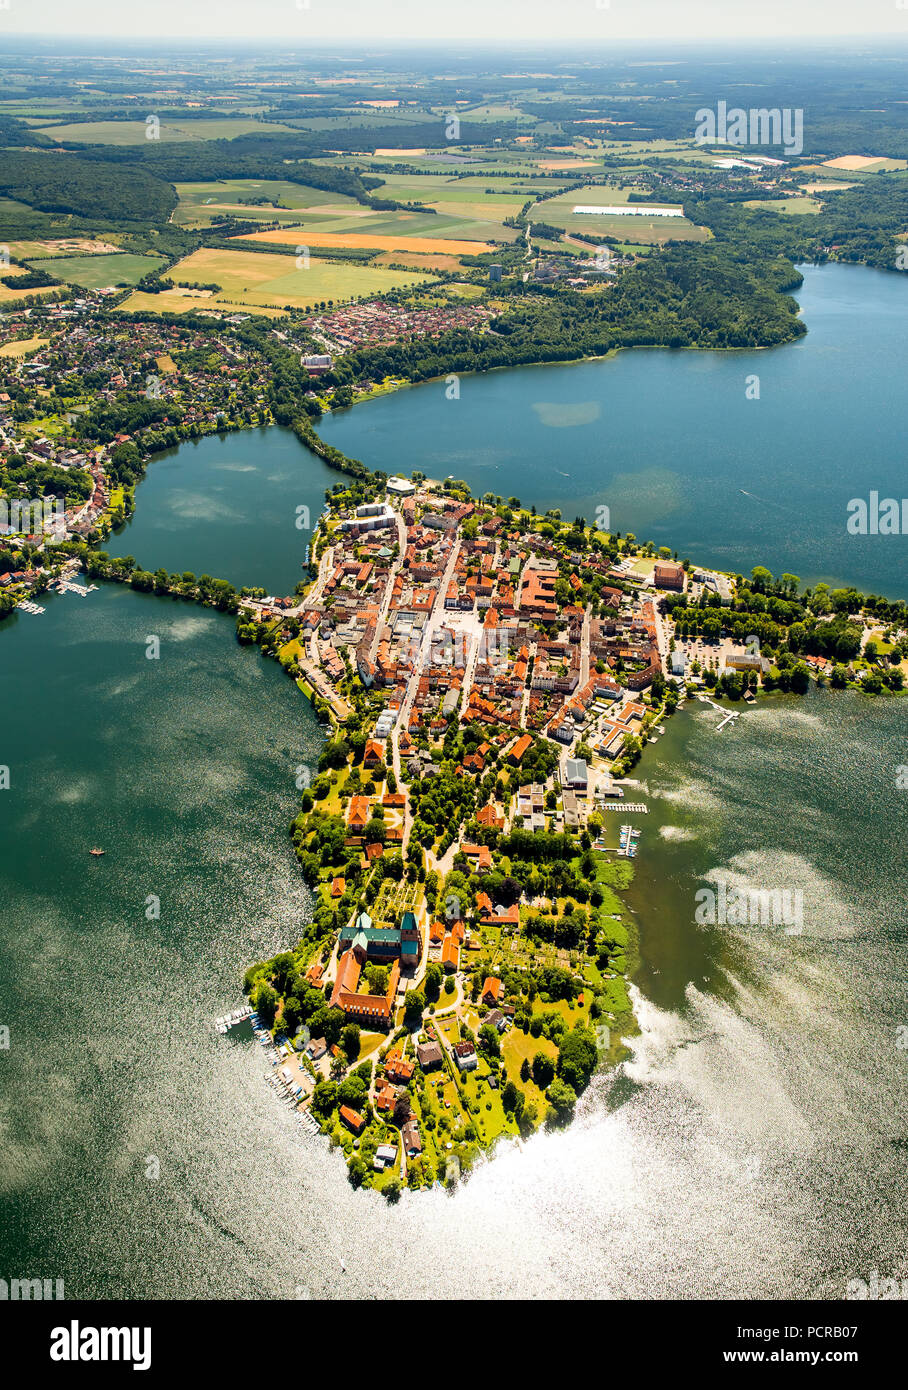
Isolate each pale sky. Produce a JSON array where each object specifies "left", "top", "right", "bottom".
[{"left": 2, "top": 0, "right": 907, "bottom": 43}]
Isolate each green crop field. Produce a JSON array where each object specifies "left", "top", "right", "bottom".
[
  {"left": 35, "top": 117, "right": 300, "bottom": 145},
  {"left": 28, "top": 252, "right": 166, "bottom": 289}
]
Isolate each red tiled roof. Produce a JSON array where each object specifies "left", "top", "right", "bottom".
[
  {"left": 510, "top": 733, "right": 532, "bottom": 762},
  {"left": 340, "top": 1105, "right": 365, "bottom": 1134},
  {"left": 441, "top": 936, "right": 460, "bottom": 971}
]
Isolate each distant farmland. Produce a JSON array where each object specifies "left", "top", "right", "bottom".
[
  {"left": 172, "top": 174, "right": 523, "bottom": 243},
  {"left": 117, "top": 246, "right": 436, "bottom": 316},
  {"left": 35, "top": 117, "right": 300, "bottom": 145},
  {"left": 172, "top": 179, "right": 365, "bottom": 228}
]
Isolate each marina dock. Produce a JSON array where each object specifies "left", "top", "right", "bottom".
[{"left": 215, "top": 1005, "right": 319, "bottom": 1126}]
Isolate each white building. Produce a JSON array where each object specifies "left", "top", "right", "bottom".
[
  {"left": 341, "top": 502, "right": 396, "bottom": 534},
  {"left": 572, "top": 204, "right": 684, "bottom": 218}
]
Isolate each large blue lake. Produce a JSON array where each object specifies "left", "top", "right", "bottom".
[{"left": 320, "top": 263, "right": 908, "bottom": 597}]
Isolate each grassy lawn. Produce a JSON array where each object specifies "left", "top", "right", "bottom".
[
  {"left": 437, "top": 1014, "right": 461, "bottom": 1046},
  {"left": 502, "top": 1024, "right": 558, "bottom": 1078},
  {"left": 500, "top": 1025, "right": 554, "bottom": 1117},
  {"left": 531, "top": 995, "right": 593, "bottom": 1027},
  {"left": 278, "top": 637, "right": 303, "bottom": 662},
  {"left": 356, "top": 1030, "right": 386, "bottom": 1061},
  {"left": 460, "top": 1062, "right": 517, "bottom": 1145}
]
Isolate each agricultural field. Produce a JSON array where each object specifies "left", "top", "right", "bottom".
[
  {"left": 117, "top": 246, "right": 435, "bottom": 316},
  {"left": 821, "top": 154, "right": 908, "bottom": 171},
  {"left": 238, "top": 226, "right": 498, "bottom": 255},
  {"left": 7, "top": 237, "right": 122, "bottom": 260},
  {"left": 372, "top": 249, "right": 465, "bottom": 272},
  {"left": 34, "top": 117, "right": 300, "bottom": 145},
  {"left": 29, "top": 252, "right": 166, "bottom": 289},
  {"left": 172, "top": 179, "right": 365, "bottom": 229},
  {"left": 0, "top": 265, "right": 59, "bottom": 302},
  {"left": 0, "top": 336, "right": 49, "bottom": 359},
  {"left": 363, "top": 170, "right": 565, "bottom": 231},
  {"left": 536, "top": 182, "right": 709, "bottom": 244},
  {"left": 742, "top": 196, "right": 822, "bottom": 215},
  {"left": 172, "top": 171, "right": 520, "bottom": 244},
  {"left": 799, "top": 180, "right": 857, "bottom": 193}
]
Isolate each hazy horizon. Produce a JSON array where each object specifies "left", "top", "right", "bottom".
[{"left": 3, "top": 0, "right": 908, "bottom": 44}]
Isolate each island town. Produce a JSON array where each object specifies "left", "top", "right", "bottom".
[{"left": 223, "top": 471, "right": 903, "bottom": 1195}]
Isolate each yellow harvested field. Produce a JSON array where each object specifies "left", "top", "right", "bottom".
[
  {"left": 373, "top": 249, "right": 465, "bottom": 272},
  {"left": 117, "top": 245, "right": 434, "bottom": 317},
  {"left": 822, "top": 155, "right": 896, "bottom": 170},
  {"left": 236, "top": 229, "right": 495, "bottom": 255},
  {"left": 538, "top": 159, "right": 601, "bottom": 170},
  {"left": 373, "top": 147, "right": 426, "bottom": 156},
  {"left": 0, "top": 336, "right": 49, "bottom": 359},
  {"left": 118, "top": 292, "right": 286, "bottom": 319},
  {"left": 0, "top": 267, "right": 57, "bottom": 302}
]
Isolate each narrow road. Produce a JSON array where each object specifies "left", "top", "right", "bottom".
[
  {"left": 368, "top": 506, "right": 406, "bottom": 663},
  {"left": 579, "top": 601, "right": 592, "bottom": 690},
  {"left": 396, "top": 533, "right": 463, "bottom": 852}
]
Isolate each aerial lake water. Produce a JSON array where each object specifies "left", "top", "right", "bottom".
[
  {"left": 320, "top": 262, "right": 908, "bottom": 598},
  {"left": 0, "top": 262, "right": 905, "bottom": 1298},
  {"left": 105, "top": 425, "right": 337, "bottom": 596}
]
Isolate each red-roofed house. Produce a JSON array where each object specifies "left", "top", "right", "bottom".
[
  {"left": 385, "top": 1054, "right": 415, "bottom": 1084},
  {"left": 374, "top": 1079, "right": 396, "bottom": 1112},
  {"left": 441, "top": 936, "right": 460, "bottom": 973},
  {"left": 509, "top": 733, "right": 532, "bottom": 764},
  {"left": 476, "top": 802, "right": 504, "bottom": 830},
  {"left": 340, "top": 1105, "right": 365, "bottom": 1135},
  {"left": 482, "top": 976, "right": 503, "bottom": 1007}
]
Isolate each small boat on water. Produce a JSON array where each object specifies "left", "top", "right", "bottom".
[{"left": 89, "top": 848, "right": 105, "bottom": 857}]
